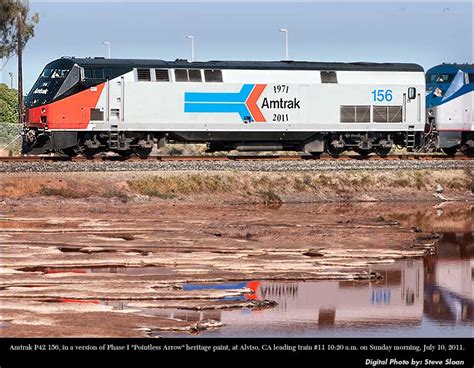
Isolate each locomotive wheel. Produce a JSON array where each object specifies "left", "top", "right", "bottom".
[
  {"left": 62, "top": 147, "right": 78, "bottom": 157},
  {"left": 374, "top": 146, "right": 392, "bottom": 157},
  {"left": 83, "top": 149, "right": 98, "bottom": 159},
  {"left": 325, "top": 144, "right": 345, "bottom": 157},
  {"left": 441, "top": 146, "right": 457, "bottom": 156},
  {"left": 134, "top": 147, "right": 152, "bottom": 159},
  {"left": 354, "top": 148, "right": 371, "bottom": 157},
  {"left": 118, "top": 150, "right": 133, "bottom": 158}
]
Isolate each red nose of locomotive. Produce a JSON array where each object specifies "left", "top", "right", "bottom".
[
  {"left": 25, "top": 105, "right": 49, "bottom": 129},
  {"left": 22, "top": 58, "right": 75, "bottom": 153},
  {"left": 22, "top": 103, "right": 51, "bottom": 154}
]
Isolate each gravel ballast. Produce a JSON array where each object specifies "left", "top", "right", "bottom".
[{"left": 1, "top": 158, "right": 472, "bottom": 173}]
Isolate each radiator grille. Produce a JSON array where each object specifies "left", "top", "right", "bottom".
[
  {"left": 204, "top": 69, "right": 223, "bottom": 82},
  {"left": 137, "top": 68, "right": 151, "bottom": 81},
  {"left": 340, "top": 105, "right": 370, "bottom": 123},
  {"left": 320, "top": 71, "right": 337, "bottom": 83},
  {"left": 373, "top": 106, "right": 403, "bottom": 122},
  {"left": 155, "top": 69, "right": 169, "bottom": 81}
]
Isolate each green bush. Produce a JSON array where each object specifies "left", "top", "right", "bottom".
[{"left": 0, "top": 83, "right": 21, "bottom": 151}]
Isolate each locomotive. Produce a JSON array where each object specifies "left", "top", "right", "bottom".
[
  {"left": 425, "top": 63, "right": 474, "bottom": 155},
  {"left": 22, "top": 57, "right": 445, "bottom": 157}
]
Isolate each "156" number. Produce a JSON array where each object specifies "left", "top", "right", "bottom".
[{"left": 372, "top": 89, "right": 393, "bottom": 102}]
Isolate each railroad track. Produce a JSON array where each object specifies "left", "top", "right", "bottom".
[{"left": 0, "top": 153, "right": 472, "bottom": 162}]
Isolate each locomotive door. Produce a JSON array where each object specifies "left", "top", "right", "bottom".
[
  {"left": 404, "top": 87, "right": 419, "bottom": 124},
  {"left": 107, "top": 77, "right": 124, "bottom": 125}
]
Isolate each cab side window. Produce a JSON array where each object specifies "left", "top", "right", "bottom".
[{"left": 84, "top": 68, "right": 105, "bottom": 79}]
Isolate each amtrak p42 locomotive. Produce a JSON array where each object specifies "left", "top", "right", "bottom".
[
  {"left": 425, "top": 63, "right": 474, "bottom": 155},
  {"left": 22, "top": 57, "right": 443, "bottom": 157}
]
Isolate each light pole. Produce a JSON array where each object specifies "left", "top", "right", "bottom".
[
  {"left": 17, "top": 11, "right": 23, "bottom": 126},
  {"left": 8, "top": 72, "right": 13, "bottom": 89},
  {"left": 103, "top": 41, "right": 111, "bottom": 58},
  {"left": 186, "top": 35, "right": 194, "bottom": 62},
  {"left": 279, "top": 28, "right": 289, "bottom": 60}
]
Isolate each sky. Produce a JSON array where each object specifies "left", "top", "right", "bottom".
[{"left": 1, "top": 1, "right": 472, "bottom": 91}]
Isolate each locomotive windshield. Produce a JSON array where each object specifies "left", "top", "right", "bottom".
[
  {"left": 425, "top": 73, "right": 455, "bottom": 84},
  {"left": 443, "top": 70, "right": 466, "bottom": 100},
  {"left": 25, "top": 59, "right": 75, "bottom": 108},
  {"left": 425, "top": 72, "right": 456, "bottom": 95},
  {"left": 40, "top": 68, "right": 70, "bottom": 79}
]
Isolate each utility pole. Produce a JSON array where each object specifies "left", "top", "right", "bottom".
[
  {"left": 9, "top": 72, "right": 13, "bottom": 89},
  {"left": 186, "top": 35, "right": 194, "bottom": 62},
  {"left": 279, "top": 28, "right": 289, "bottom": 60},
  {"left": 17, "top": 11, "right": 23, "bottom": 126},
  {"left": 103, "top": 41, "right": 111, "bottom": 58}
]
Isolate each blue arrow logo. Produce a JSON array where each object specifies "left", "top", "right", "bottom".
[{"left": 184, "top": 84, "right": 254, "bottom": 121}]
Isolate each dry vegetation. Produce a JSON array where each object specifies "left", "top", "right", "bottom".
[
  {"left": 1, "top": 169, "right": 472, "bottom": 203},
  {"left": 132, "top": 170, "right": 474, "bottom": 197}
]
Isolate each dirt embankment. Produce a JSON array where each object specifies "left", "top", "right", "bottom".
[{"left": 1, "top": 169, "right": 473, "bottom": 203}]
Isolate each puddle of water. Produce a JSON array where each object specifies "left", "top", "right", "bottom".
[
  {"left": 57, "top": 246, "right": 147, "bottom": 255},
  {"left": 100, "top": 300, "right": 223, "bottom": 333},
  {"left": 57, "top": 247, "right": 116, "bottom": 254},
  {"left": 42, "top": 298, "right": 101, "bottom": 304},
  {"left": 108, "top": 266, "right": 176, "bottom": 276},
  {"left": 17, "top": 266, "right": 88, "bottom": 274},
  {"left": 39, "top": 281, "right": 260, "bottom": 333},
  {"left": 3, "top": 284, "right": 56, "bottom": 291},
  {"left": 163, "top": 231, "right": 473, "bottom": 338},
  {"left": 182, "top": 281, "right": 260, "bottom": 302},
  {"left": 17, "top": 265, "right": 175, "bottom": 276},
  {"left": 183, "top": 281, "right": 259, "bottom": 292},
  {"left": 10, "top": 203, "right": 472, "bottom": 338}
]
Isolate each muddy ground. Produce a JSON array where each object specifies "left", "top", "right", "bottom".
[{"left": 0, "top": 170, "right": 472, "bottom": 337}]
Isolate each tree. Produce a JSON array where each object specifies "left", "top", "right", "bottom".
[
  {"left": 0, "top": 83, "right": 17, "bottom": 122},
  {"left": 0, "top": 82, "right": 20, "bottom": 148},
  {"left": 0, "top": 1, "right": 38, "bottom": 151},
  {"left": 0, "top": 0, "right": 39, "bottom": 60}
]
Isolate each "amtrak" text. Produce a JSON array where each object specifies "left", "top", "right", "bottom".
[{"left": 261, "top": 97, "right": 301, "bottom": 109}]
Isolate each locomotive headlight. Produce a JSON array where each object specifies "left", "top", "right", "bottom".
[{"left": 41, "top": 107, "right": 46, "bottom": 114}]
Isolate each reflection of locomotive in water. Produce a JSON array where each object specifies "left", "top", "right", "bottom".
[
  {"left": 220, "top": 245, "right": 473, "bottom": 330},
  {"left": 253, "top": 260, "right": 426, "bottom": 326},
  {"left": 423, "top": 232, "right": 473, "bottom": 323}
]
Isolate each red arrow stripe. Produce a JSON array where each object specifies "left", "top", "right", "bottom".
[{"left": 246, "top": 84, "right": 266, "bottom": 122}]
